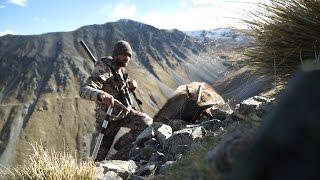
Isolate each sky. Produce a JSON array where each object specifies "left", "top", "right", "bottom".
[{"left": 0, "top": 0, "right": 267, "bottom": 36}]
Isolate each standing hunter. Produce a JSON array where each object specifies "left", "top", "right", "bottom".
[{"left": 80, "top": 40, "right": 153, "bottom": 161}]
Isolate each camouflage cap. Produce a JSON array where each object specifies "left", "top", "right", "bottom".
[{"left": 112, "top": 40, "right": 132, "bottom": 57}]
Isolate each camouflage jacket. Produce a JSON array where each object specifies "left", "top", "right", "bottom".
[{"left": 79, "top": 56, "right": 131, "bottom": 121}]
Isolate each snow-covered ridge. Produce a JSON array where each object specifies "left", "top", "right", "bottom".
[
  {"left": 185, "top": 28, "right": 235, "bottom": 39},
  {"left": 184, "top": 28, "right": 251, "bottom": 44}
]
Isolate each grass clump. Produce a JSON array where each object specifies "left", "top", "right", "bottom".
[
  {"left": 0, "top": 143, "right": 100, "bottom": 180},
  {"left": 244, "top": 0, "right": 320, "bottom": 79}
]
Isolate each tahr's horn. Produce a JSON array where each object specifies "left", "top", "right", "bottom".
[{"left": 195, "top": 83, "right": 203, "bottom": 102}]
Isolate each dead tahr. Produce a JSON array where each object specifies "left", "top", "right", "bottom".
[{"left": 154, "top": 82, "right": 226, "bottom": 124}]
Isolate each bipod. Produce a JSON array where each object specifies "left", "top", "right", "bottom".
[
  {"left": 91, "top": 106, "right": 113, "bottom": 161},
  {"left": 91, "top": 99, "right": 130, "bottom": 161}
]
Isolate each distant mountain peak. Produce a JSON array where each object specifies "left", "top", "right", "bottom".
[
  {"left": 114, "top": 18, "right": 151, "bottom": 28},
  {"left": 117, "top": 18, "right": 136, "bottom": 23}
]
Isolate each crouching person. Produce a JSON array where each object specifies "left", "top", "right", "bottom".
[{"left": 80, "top": 40, "right": 153, "bottom": 161}]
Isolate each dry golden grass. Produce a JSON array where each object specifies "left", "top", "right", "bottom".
[
  {"left": 244, "top": 0, "right": 320, "bottom": 79},
  {"left": 0, "top": 143, "right": 100, "bottom": 180}
]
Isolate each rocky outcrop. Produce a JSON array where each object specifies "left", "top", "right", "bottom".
[{"left": 94, "top": 95, "right": 275, "bottom": 179}]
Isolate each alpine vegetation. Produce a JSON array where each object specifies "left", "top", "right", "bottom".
[
  {"left": 244, "top": 0, "right": 320, "bottom": 79},
  {"left": 0, "top": 143, "right": 99, "bottom": 180}
]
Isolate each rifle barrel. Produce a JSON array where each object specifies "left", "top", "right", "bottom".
[{"left": 80, "top": 40, "right": 97, "bottom": 63}]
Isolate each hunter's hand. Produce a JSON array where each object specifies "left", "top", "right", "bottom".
[
  {"left": 128, "top": 79, "right": 137, "bottom": 91},
  {"left": 99, "top": 92, "right": 114, "bottom": 107}
]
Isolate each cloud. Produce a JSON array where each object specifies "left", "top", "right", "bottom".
[
  {"left": 0, "top": 4, "right": 5, "bottom": 8},
  {"left": 96, "top": 0, "right": 269, "bottom": 30},
  {"left": 33, "top": 16, "right": 47, "bottom": 23},
  {"left": 191, "top": 0, "right": 215, "bottom": 6},
  {"left": 113, "top": 3, "right": 136, "bottom": 20},
  {"left": 0, "top": 29, "right": 15, "bottom": 36},
  {"left": 99, "top": 2, "right": 137, "bottom": 21},
  {"left": 138, "top": 6, "right": 237, "bottom": 30},
  {"left": 137, "top": 0, "right": 268, "bottom": 30},
  {"left": 8, "top": 0, "right": 27, "bottom": 7}
]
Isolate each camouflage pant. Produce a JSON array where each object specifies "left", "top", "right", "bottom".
[{"left": 94, "top": 109, "right": 153, "bottom": 161}]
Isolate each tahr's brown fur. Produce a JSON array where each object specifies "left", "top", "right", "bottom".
[{"left": 154, "top": 82, "right": 225, "bottom": 124}]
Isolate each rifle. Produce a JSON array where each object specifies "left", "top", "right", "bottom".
[{"left": 79, "top": 40, "right": 143, "bottom": 111}]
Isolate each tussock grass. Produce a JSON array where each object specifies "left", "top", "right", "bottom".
[
  {"left": 0, "top": 143, "right": 99, "bottom": 180},
  {"left": 244, "top": 0, "right": 320, "bottom": 79}
]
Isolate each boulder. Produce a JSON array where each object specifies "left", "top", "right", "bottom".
[
  {"left": 138, "top": 145, "right": 158, "bottom": 161},
  {"left": 149, "top": 151, "right": 165, "bottom": 162},
  {"left": 232, "top": 96, "right": 275, "bottom": 126},
  {"left": 205, "top": 108, "right": 232, "bottom": 121},
  {"left": 130, "top": 175, "right": 147, "bottom": 180},
  {"left": 159, "top": 161, "right": 176, "bottom": 174},
  {"left": 155, "top": 123, "right": 172, "bottom": 146},
  {"left": 168, "top": 119, "right": 189, "bottom": 131},
  {"left": 165, "top": 126, "right": 206, "bottom": 155},
  {"left": 200, "top": 119, "right": 223, "bottom": 133},
  {"left": 99, "top": 171, "right": 123, "bottom": 180},
  {"left": 129, "top": 145, "right": 141, "bottom": 159},
  {"left": 136, "top": 161, "right": 159, "bottom": 176},
  {"left": 135, "top": 122, "right": 172, "bottom": 147},
  {"left": 96, "top": 160, "right": 138, "bottom": 175},
  {"left": 144, "top": 138, "right": 160, "bottom": 148},
  {"left": 135, "top": 127, "right": 155, "bottom": 146}
]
